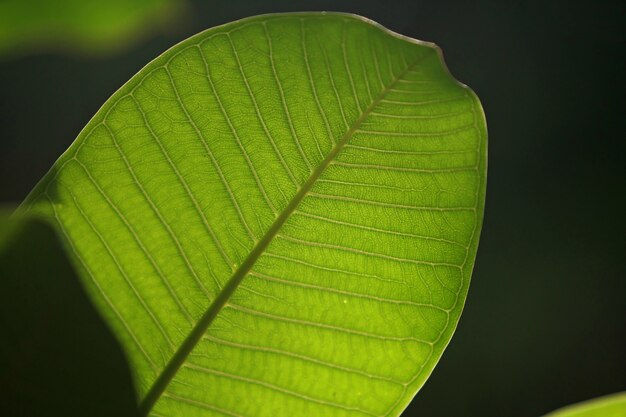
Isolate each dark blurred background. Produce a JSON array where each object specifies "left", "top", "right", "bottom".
[{"left": 1, "top": 0, "right": 624, "bottom": 416}]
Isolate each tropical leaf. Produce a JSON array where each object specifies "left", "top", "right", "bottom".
[
  {"left": 543, "top": 392, "right": 626, "bottom": 417},
  {"left": 22, "top": 12, "right": 487, "bottom": 417}
]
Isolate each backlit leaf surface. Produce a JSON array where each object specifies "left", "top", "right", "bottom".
[{"left": 23, "top": 12, "right": 487, "bottom": 417}]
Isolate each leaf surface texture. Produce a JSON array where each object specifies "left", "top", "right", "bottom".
[{"left": 24, "top": 12, "right": 487, "bottom": 417}]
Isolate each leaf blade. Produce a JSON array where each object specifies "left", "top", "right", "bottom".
[
  {"left": 543, "top": 392, "right": 626, "bottom": 417},
  {"left": 22, "top": 12, "right": 487, "bottom": 417}
]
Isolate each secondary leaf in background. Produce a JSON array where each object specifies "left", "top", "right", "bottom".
[
  {"left": 22, "top": 12, "right": 487, "bottom": 416},
  {"left": 0, "top": 0, "right": 187, "bottom": 58},
  {"left": 0, "top": 216, "right": 138, "bottom": 417},
  {"left": 543, "top": 392, "right": 626, "bottom": 417}
]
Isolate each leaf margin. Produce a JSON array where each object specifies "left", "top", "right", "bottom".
[{"left": 19, "top": 12, "right": 488, "bottom": 417}]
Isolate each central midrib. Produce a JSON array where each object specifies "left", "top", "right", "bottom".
[{"left": 139, "top": 49, "right": 431, "bottom": 415}]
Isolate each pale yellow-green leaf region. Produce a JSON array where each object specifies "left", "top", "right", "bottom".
[
  {"left": 23, "top": 12, "right": 487, "bottom": 417},
  {"left": 544, "top": 392, "right": 626, "bottom": 417}
]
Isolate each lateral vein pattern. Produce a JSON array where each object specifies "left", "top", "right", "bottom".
[{"left": 24, "top": 13, "right": 487, "bottom": 417}]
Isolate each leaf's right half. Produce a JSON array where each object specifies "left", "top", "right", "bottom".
[{"left": 21, "top": 12, "right": 487, "bottom": 417}]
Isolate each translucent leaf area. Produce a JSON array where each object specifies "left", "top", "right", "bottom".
[{"left": 24, "top": 12, "right": 487, "bottom": 417}]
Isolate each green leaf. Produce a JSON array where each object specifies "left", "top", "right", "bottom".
[
  {"left": 0, "top": 215, "right": 138, "bottom": 417},
  {"left": 0, "top": 0, "right": 185, "bottom": 57},
  {"left": 22, "top": 12, "right": 487, "bottom": 417},
  {"left": 543, "top": 392, "right": 626, "bottom": 417}
]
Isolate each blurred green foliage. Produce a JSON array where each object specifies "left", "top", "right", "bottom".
[{"left": 0, "top": 0, "right": 187, "bottom": 57}]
